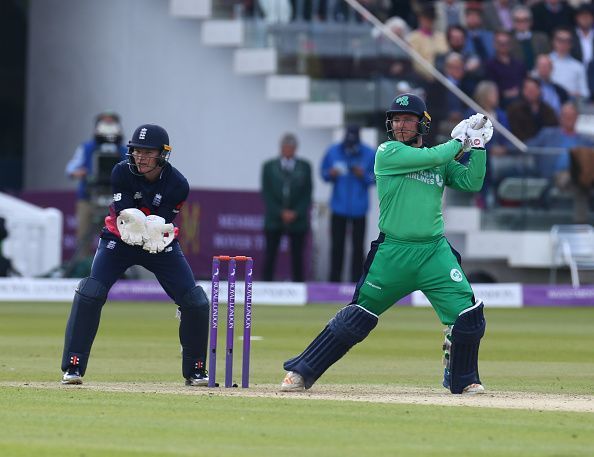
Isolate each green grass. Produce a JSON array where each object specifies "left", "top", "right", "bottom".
[{"left": 1, "top": 302, "right": 594, "bottom": 456}]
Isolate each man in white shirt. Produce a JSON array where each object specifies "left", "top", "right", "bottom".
[{"left": 550, "top": 27, "right": 590, "bottom": 100}]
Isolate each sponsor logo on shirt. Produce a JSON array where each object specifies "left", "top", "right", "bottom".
[
  {"left": 406, "top": 170, "right": 444, "bottom": 187},
  {"left": 106, "top": 240, "right": 117, "bottom": 250},
  {"left": 152, "top": 193, "right": 162, "bottom": 207},
  {"left": 365, "top": 280, "right": 382, "bottom": 290},
  {"left": 113, "top": 193, "right": 122, "bottom": 201},
  {"left": 134, "top": 192, "right": 142, "bottom": 199}
]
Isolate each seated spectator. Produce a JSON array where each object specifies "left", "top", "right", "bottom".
[
  {"left": 406, "top": 4, "right": 449, "bottom": 81},
  {"left": 434, "top": 0, "right": 465, "bottom": 33},
  {"left": 463, "top": 6, "right": 496, "bottom": 63},
  {"left": 485, "top": 31, "right": 527, "bottom": 107},
  {"left": 510, "top": 5, "right": 551, "bottom": 71},
  {"left": 531, "top": 0, "right": 575, "bottom": 38},
  {"left": 432, "top": 52, "right": 478, "bottom": 142},
  {"left": 506, "top": 76, "right": 559, "bottom": 142},
  {"left": 532, "top": 53, "right": 569, "bottom": 114},
  {"left": 464, "top": 80, "right": 512, "bottom": 208},
  {"left": 526, "top": 102, "right": 594, "bottom": 222},
  {"left": 435, "top": 25, "right": 483, "bottom": 79},
  {"left": 550, "top": 27, "right": 590, "bottom": 100},
  {"left": 482, "top": 0, "right": 517, "bottom": 33},
  {"left": 571, "top": 4, "right": 594, "bottom": 66}
]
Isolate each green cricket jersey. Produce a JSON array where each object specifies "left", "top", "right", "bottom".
[{"left": 374, "top": 139, "right": 486, "bottom": 242}]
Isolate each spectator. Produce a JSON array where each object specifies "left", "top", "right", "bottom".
[
  {"left": 432, "top": 52, "right": 478, "bottom": 143},
  {"left": 463, "top": 7, "right": 496, "bottom": 63},
  {"left": 507, "top": 76, "right": 559, "bottom": 142},
  {"left": 435, "top": 25, "right": 482, "bottom": 78},
  {"left": 531, "top": 0, "right": 575, "bottom": 38},
  {"left": 532, "top": 53, "right": 569, "bottom": 114},
  {"left": 482, "top": 0, "right": 518, "bottom": 33},
  {"left": 434, "top": 0, "right": 465, "bottom": 33},
  {"left": 321, "top": 126, "right": 375, "bottom": 283},
  {"left": 571, "top": 4, "right": 594, "bottom": 66},
  {"left": 406, "top": 4, "right": 449, "bottom": 81},
  {"left": 65, "top": 112, "right": 127, "bottom": 258},
  {"left": 464, "top": 80, "right": 512, "bottom": 208},
  {"left": 509, "top": 5, "right": 551, "bottom": 71},
  {"left": 526, "top": 102, "right": 594, "bottom": 222},
  {"left": 550, "top": 27, "right": 590, "bottom": 100},
  {"left": 261, "top": 133, "right": 312, "bottom": 282},
  {"left": 485, "top": 31, "right": 527, "bottom": 107}
]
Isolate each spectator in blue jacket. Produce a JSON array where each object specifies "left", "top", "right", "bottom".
[
  {"left": 321, "top": 125, "right": 376, "bottom": 282},
  {"left": 65, "top": 112, "right": 127, "bottom": 257}
]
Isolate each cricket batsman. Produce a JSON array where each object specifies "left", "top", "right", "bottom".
[
  {"left": 281, "top": 93, "right": 493, "bottom": 394},
  {"left": 61, "top": 124, "right": 210, "bottom": 387}
]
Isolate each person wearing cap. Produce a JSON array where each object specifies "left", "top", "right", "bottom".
[
  {"left": 321, "top": 125, "right": 376, "bottom": 283},
  {"left": 65, "top": 112, "right": 127, "bottom": 258},
  {"left": 261, "top": 133, "right": 312, "bottom": 282},
  {"left": 60, "top": 124, "right": 210, "bottom": 388}
]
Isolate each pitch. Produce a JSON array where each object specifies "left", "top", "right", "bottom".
[{"left": 1, "top": 301, "right": 593, "bottom": 456}]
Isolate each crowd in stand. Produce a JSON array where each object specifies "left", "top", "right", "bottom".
[{"left": 233, "top": 0, "right": 594, "bottom": 218}]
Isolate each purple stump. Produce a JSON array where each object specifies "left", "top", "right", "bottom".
[
  {"left": 208, "top": 257, "right": 220, "bottom": 388},
  {"left": 225, "top": 258, "right": 236, "bottom": 388},
  {"left": 242, "top": 257, "right": 253, "bottom": 388}
]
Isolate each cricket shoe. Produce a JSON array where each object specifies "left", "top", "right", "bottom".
[
  {"left": 462, "top": 383, "right": 485, "bottom": 395},
  {"left": 61, "top": 366, "right": 82, "bottom": 385},
  {"left": 280, "top": 371, "right": 305, "bottom": 392},
  {"left": 185, "top": 371, "right": 209, "bottom": 387}
]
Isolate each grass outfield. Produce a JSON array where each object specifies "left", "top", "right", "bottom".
[{"left": 1, "top": 301, "right": 593, "bottom": 456}]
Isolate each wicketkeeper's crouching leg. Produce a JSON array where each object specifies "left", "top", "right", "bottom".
[
  {"left": 443, "top": 300, "right": 486, "bottom": 394},
  {"left": 282, "top": 305, "right": 378, "bottom": 390},
  {"left": 177, "top": 285, "right": 210, "bottom": 386},
  {"left": 61, "top": 277, "right": 108, "bottom": 380}
]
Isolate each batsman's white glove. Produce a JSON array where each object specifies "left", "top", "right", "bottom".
[
  {"left": 143, "top": 215, "right": 175, "bottom": 254},
  {"left": 117, "top": 208, "right": 147, "bottom": 246},
  {"left": 450, "top": 113, "right": 493, "bottom": 158}
]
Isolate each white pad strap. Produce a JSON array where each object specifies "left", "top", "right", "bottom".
[
  {"left": 143, "top": 215, "right": 175, "bottom": 254},
  {"left": 116, "top": 208, "right": 147, "bottom": 246}
]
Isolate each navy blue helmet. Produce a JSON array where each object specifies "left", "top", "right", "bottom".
[
  {"left": 385, "top": 93, "right": 431, "bottom": 142},
  {"left": 127, "top": 124, "right": 171, "bottom": 174}
]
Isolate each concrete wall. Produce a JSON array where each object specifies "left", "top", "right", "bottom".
[{"left": 25, "top": 0, "right": 335, "bottom": 202}]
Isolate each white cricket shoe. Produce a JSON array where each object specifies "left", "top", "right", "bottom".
[
  {"left": 280, "top": 371, "right": 305, "bottom": 392},
  {"left": 462, "top": 383, "right": 485, "bottom": 395},
  {"left": 61, "top": 367, "right": 82, "bottom": 385},
  {"left": 185, "top": 371, "right": 209, "bottom": 387}
]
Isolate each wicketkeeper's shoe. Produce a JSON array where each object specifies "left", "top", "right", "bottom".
[
  {"left": 61, "top": 366, "right": 82, "bottom": 385},
  {"left": 462, "top": 383, "right": 485, "bottom": 395},
  {"left": 280, "top": 371, "right": 305, "bottom": 392},
  {"left": 185, "top": 371, "right": 209, "bottom": 387}
]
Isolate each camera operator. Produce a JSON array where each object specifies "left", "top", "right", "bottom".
[{"left": 65, "top": 112, "right": 127, "bottom": 259}]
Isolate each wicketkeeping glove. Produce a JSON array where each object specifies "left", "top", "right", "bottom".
[
  {"left": 117, "top": 208, "right": 147, "bottom": 246},
  {"left": 143, "top": 215, "right": 175, "bottom": 254}
]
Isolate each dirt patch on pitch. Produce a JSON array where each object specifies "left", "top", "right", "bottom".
[{"left": 3, "top": 381, "right": 594, "bottom": 413}]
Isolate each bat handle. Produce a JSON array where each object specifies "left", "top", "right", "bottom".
[{"left": 475, "top": 115, "right": 488, "bottom": 129}]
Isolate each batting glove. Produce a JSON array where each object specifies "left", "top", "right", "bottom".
[
  {"left": 117, "top": 208, "right": 147, "bottom": 246},
  {"left": 143, "top": 215, "right": 175, "bottom": 254}
]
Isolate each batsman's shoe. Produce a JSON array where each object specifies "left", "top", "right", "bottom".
[
  {"left": 462, "top": 383, "right": 485, "bottom": 395},
  {"left": 280, "top": 371, "right": 305, "bottom": 392},
  {"left": 61, "top": 366, "right": 82, "bottom": 385},
  {"left": 185, "top": 371, "right": 209, "bottom": 387}
]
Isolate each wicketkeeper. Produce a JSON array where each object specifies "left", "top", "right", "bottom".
[
  {"left": 281, "top": 93, "right": 493, "bottom": 394},
  {"left": 61, "top": 124, "right": 210, "bottom": 386}
]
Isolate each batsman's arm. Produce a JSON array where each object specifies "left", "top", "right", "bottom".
[
  {"left": 375, "top": 139, "right": 463, "bottom": 176},
  {"left": 444, "top": 148, "right": 487, "bottom": 192}
]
